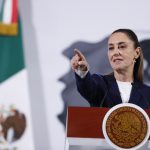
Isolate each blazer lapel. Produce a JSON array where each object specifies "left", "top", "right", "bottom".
[
  {"left": 105, "top": 74, "right": 122, "bottom": 105},
  {"left": 105, "top": 75, "right": 142, "bottom": 106},
  {"left": 128, "top": 82, "right": 142, "bottom": 105}
]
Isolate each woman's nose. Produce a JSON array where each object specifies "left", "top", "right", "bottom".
[{"left": 113, "top": 47, "right": 120, "bottom": 56}]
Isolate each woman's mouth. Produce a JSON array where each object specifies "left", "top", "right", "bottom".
[{"left": 113, "top": 58, "right": 123, "bottom": 63}]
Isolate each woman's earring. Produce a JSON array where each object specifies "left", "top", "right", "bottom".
[{"left": 133, "top": 57, "right": 136, "bottom": 63}]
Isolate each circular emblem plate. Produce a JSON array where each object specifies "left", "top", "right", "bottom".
[{"left": 102, "top": 103, "right": 150, "bottom": 150}]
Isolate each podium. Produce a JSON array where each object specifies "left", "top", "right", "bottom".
[{"left": 65, "top": 107, "right": 150, "bottom": 150}]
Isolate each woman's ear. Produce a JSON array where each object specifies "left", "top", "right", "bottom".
[{"left": 135, "top": 47, "right": 141, "bottom": 59}]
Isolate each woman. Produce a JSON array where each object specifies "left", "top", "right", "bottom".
[{"left": 71, "top": 29, "right": 150, "bottom": 109}]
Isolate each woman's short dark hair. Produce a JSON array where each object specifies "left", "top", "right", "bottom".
[{"left": 111, "top": 29, "right": 144, "bottom": 83}]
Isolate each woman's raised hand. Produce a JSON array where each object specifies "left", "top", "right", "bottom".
[{"left": 71, "top": 49, "right": 89, "bottom": 71}]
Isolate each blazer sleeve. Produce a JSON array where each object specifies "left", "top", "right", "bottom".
[{"left": 75, "top": 71, "right": 107, "bottom": 106}]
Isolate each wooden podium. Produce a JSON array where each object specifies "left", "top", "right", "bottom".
[{"left": 65, "top": 107, "right": 150, "bottom": 150}]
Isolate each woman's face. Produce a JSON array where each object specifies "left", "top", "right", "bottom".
[{"left": 108, "top": 32, "right": 139, "bottom": 72}]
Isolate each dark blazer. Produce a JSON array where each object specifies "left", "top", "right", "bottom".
[{"left": 75, "top": 72, "right": 150, "bottom": 109}]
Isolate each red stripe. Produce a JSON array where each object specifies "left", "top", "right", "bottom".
[{"left": 11, "top": 0, "right": 18, "bottom": 23}]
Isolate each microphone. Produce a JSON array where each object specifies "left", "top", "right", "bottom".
[
  {"left": 99, "top": 76, "right": 109, "bottom": 108},
  {"left": 99, "top": 75, "right": 114, "bottom": 108},
  {"left": 99, "top": 89, "right": 108, "bottom": 107}
]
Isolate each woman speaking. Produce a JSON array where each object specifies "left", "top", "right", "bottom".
[{"left": 71, "top": 29, "right": 150, "bottom": 109}]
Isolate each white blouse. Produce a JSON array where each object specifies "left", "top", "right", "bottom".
[{"left": 116, "top": 80, "right": 132, "bottom": 103}]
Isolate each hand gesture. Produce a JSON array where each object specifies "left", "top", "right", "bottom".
[{"left": 71, "top": 49, "right": 89, "bottom": 71}]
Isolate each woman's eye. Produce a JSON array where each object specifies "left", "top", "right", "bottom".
[
  {"left": 108, "top": 47, "right": 114, "bottom": 50},
  {"left": 118, "top": 45, "right": 126, "bottom": 49}
]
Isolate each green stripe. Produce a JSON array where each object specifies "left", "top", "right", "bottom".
[
  {"left": 0, "top": 17, "right": 25, "bottom": 83},
  {"left": 0, "top": 0, "right": 5, "bottom": 22}
]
